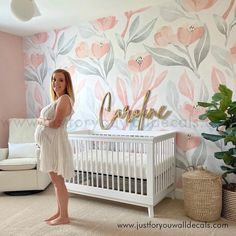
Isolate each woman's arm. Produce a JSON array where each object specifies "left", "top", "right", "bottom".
[{"left": 38, "top": 95, "right": 72, "bottom": 129}]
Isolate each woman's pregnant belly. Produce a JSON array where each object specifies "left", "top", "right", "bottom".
[{"left": 34, "top": 125, "right": 56, "bottom": 146}]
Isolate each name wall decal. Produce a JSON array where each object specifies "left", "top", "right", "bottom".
[{"left": 99, "top": 90, "right": 172, "bottom": 130}]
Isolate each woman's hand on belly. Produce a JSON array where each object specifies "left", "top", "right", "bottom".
[
  {"left": 37, "top": 118, "right": 50, "bottom": 127},
  {"left": 37, "top": 118, "right": 43, "bottom": 125}
]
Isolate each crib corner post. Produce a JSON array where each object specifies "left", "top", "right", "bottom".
[
  {"left": 148, "top": 206, "right": 154, "bottom": 218},
  {"left": 146, "top": 142, "right": 155, "bottom": 199}
]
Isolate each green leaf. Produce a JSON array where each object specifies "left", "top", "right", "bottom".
[
  {"left": 219, "top": 84, "right": 233, "bottom": 98},
  {"left": 71, "top": 58, "right": 102, "bottom": 76},
  {"left": 130, "top": 18, "right": 157, "bottom": 43},
  {"left": 221, "top": 168, "right": 236, "bottom": 178},
  {"left": 199, "top": 113, "right": 208, "bottom": 120},
  {"left": 219, "top": 96, "right": 232, "bottom": 111},
  {"left": 229, "top": 148, "right": 236, "bottom": 155},
  {"left": 219, "top": 99, "right": 231, "bottom": 112},
  {"left": 226, "top": 127, "right": 236, "bottom": 135},
  {"left": 214, "top": 151, "right": 227, "bottom": 159},
  {"left": 129, "top": 16, "right": 140, "bottom": 39},
  {"left": 221, "top": 166, "right": 234, "bottom": 172},
  {"left": 212, "top": 93, "right": 222, "bottom": 102},
  {"left": 145, "top": 45, "right": 191, "bottom": 68},
  {"left": 115, "top": 33, "right": 125, "bottom": 51},
  {"left": 209, "top": 121, "right": 223, "bottom": 128},
  {"left": 58, "top": 35, "right": 77, "bottom": 55},
  {"left": 40, "top": 57, "right": 47, "bottom": 82},
  {"left": 228, "top": 104, "right": 236, "bottom": 114},
  {"left": 159, "top": 6, "right": 187, "bottom": 22},
  {"left": 224, "top": 135, "right": 236, "bottom": 145},
  {"left": 78, "top": 23, "right": 96, "bottom": 38},
  {"left": 207, "top": 110, "right": 227, "bottom": 122},
  {"left": 57, "top": 32, "right": 65, "bottom": 51},
  {"left": 213, "top": 14, "right": 228, "bottom": 35},
  {"left": 194, "top": 25, "right": 210, "bottom": 69},
  {"left": 201, "top": 133, "right": 224, "bottom": 141},
  {"left": 197, "top": 102, "right": 213, "bottom": 107},
  {"left": 104, "top": 44, "right": 114, "bottom": 78},
  {"left": 25, "top": 68, "right": 38, "bottom": 81},
  {"left": 209, "top": 85, "right": 233, "bottom": 111},
  {"left": 222, "top": 153, "right": 235, "bottom": 165}
]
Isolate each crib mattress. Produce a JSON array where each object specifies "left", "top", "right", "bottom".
[{"left": 73, "top": 150, "right": 173, "bottom": 179}]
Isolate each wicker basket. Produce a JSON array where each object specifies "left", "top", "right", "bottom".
[
  {"left": 222, "top": 184, "right": 236, "bottom": 221},
  {"left": 182, "top": 169, "right": 222, "bottom": 222}
]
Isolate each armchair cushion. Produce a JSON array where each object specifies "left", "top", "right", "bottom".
[
  {"left": 8, "top": 143, "right": 37, "bottom": 159},
  {"left": 0, "top": 158, "right": 37, "bottom": 171}
]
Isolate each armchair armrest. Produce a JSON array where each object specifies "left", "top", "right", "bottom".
[
  {"left": 36, "top": 145, "right": 40, "bottom": 168},
  {"left": 0, "top": 148, "right": 8, "bottom": 161}
]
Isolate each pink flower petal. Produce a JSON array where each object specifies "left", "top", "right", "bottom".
[
  {"left": 178, "top": 71, "right": 194, "bottom": 101},
  {"left": 116, "top": 77, "right": 128, "bottom": 106},
  {"left": 211, "top": 67, "right": 226, "bottom": 92}
]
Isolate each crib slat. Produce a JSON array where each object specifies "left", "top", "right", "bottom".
[
  {"left": 116, "top": 142, "right": 120, "bottom": 191},
  {"left": 146, "top": 142, "right": 154, "bottom": 198},
  {"left": 86, "top": 141, "right": 89, "bottom": 186},
  {"left": 167, "top": 139, "right": 171, "bottom": 186},
  {"left": 111, "top": 142, "right": 114, "bottom": 190},
  {"left": 122, "top": 142, "right": 125, "bottom": 192},
  {"left": 105, "top": 141, "right": 108, "bottom": 189},
  {"left": 154, "top": 142, "right": 157, "bottom": 194},
  {"left": 128, "top": 143, "right": 131, "bottom": 193},
  {"left": 76, "top": 140, "right": 79, "bottom": 185},
  {"left": 101, "top": 141, "right": 104, "bottom": 189},
  {"left": 81, "top": 140, "right": 84, "bottom": 185},
  {"left": 161, "top": 140, "right": 164, "bottom": 191},
  {"left": 165, "top": 140, "right": 168, "bottom": 188},
  {"left": 134, "top": 143, "right": 137, "bottom": 194},
  {"left": 140, "top": 143, "right": 143, "bottom": 195},
  {"left": 91, "top": 141, "right": 94, "bottom": 187},
  {"left": 96, "top": 141, "right": 98, "bottom": 188},
  {"left": 164, "top": 140, "right": 167, "bottom": 189}
]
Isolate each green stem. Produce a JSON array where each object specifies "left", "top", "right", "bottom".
[
  {"left": 222, "top": 176, "right": 229, "bottom": 185},
  {"left": 97, "top": 59, "right": 106, "bottom": 80},
  {"left": 124, "top": 42, "right": 129, "bottom": 60}
]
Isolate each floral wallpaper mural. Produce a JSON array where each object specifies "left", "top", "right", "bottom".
[{"left": 23, "top": 0, "right": 236, "bottom": 188}]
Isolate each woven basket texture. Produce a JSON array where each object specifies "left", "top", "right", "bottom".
[
  {"left": 222, "top": 186, "right": 236, "bottom": 222},
  {"left": 182, "top": 169, "right": 222, "bottom": 222}
]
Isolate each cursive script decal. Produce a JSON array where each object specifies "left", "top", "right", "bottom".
[{"left": 99, "top": 90, "right": 171, "bottom": 130}]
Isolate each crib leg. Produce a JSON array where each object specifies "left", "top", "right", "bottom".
[{"left": 148, "top": 206, "right": 154, "bottom": 218}]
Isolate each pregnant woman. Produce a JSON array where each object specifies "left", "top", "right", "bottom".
[{"left": 35, "top": 69, "right": 75, "bottom": 225}]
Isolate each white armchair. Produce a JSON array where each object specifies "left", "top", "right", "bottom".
[{"left": 0, "top": 118, "right": 51, "bottom": 192}]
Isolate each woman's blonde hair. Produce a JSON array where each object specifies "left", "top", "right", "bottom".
[{"left": 50, "top": 69, "right": 75, "bottom": 103}]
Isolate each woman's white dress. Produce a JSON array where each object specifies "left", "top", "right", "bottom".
[{"left": 34, "top": 95, "right": 74, "bottom": 180}]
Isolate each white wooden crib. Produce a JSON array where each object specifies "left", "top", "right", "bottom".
[{"left": 66, "top": 130, "right": 176, "bottom": 217}]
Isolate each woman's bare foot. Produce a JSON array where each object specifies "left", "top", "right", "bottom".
[
  {"left": 47, "top": 217, "right": 70, "bottom": 225},
  {"left": 44, "top": 212, "right": 60, "bottom": 222}
]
